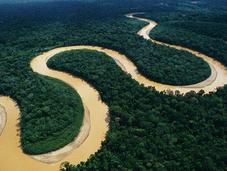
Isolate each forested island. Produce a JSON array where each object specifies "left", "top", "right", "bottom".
[{"left": 0, "top": 0, "right": 227, "bottom": 171}]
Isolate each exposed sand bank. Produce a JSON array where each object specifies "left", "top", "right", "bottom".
[{"left": 0, "top": 104, "right": 6, "bottom": 136}]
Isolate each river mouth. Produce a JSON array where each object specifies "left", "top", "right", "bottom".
[{"left": 0, "top": 14, "right": 227, "bottom": 171}]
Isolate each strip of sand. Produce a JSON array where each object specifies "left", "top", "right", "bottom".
[{"left": 0, "top": 104, "right": 6, "bottom": 136}]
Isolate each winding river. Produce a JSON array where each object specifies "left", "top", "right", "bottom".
[{"left": 1, "top": 14, "right": 227, "bottom": 171}]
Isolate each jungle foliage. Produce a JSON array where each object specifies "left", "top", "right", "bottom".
[
  {"left": 137, "top": 5, "right": 227, "bottom": 66},
  {"left": 0, "top": 0, "right": 226, "bottom": 170},
  {"left": 48, "top": 50, "right": 227, "bottom": 171},
  {"left": 150, "top": 25, "right": 227, "bottom": 66},
  {"left": 0, "top": 1, "right": 211, "bottom": 86}
]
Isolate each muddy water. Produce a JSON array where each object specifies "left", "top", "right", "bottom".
[{"left": 1, "top": 14, "right": 227, "bottom": 171}]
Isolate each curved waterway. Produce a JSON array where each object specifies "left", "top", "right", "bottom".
[
  {"left": 0, "top": 46, "right": 110, "bottom": 171},
  {"left": 1, "top": 14, "right": 227, "bottom": 171},
  {"left": 126, "top": 13, "right": 227, "bottom": 93}
]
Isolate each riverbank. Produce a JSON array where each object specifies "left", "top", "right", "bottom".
[{"left": 0, "top": 103, "right": 6, "bottom": 136}]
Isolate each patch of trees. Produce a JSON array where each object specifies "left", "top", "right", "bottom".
[
  {"left": 136, "top": 6, "right": 227, "bottom": 68},
  {"left": 22, "top": 77, "right": 84, "bottom": 154},
  {"left": 138, "top": 8, "right": 227, "bottom": 25},
  {"left": 47, "top": 50, "right": 227, "bottom": 171},
  {"left": 148, "top": 20, "right": 227, "bottom": 67},
  {"left": 164, "top": 21, "right": 227, "bottom": 41},
  {"left": 0, "top": 59, "right": 84, "bottom": 154}
]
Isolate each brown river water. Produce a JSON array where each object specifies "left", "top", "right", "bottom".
[{"left": 1, "top": 14, "right": 227, "bottom": 171}]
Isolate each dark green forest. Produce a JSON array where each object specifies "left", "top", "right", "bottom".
[
  {"left": 0, "top": 0, "right": 227, "bottom": 170},
  {"left": 150, "top": 25, "right": 227, "bottom": 65},
  {"left": 0, "top": 0, "right": 213, "bottom": 153},
  {"left": 48, "top": 49, "right": 227, "bottom": 171},
  {"left": 137, "top": 4, "right": 227, "bottom": 66},
  {"left": 0, "top": 3, "right": 211, "bottom": 86}
]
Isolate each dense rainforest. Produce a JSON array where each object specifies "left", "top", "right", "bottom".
[
  {"left": 48, "top": 49, "right": 227, "bottom": 171},
  {"left": 0, "top": 0, "right": 213, "bottom": 153},
  {"left": 137, "top": 2, "right": 227, "bottom": 66},
  {"left": 0, "top": 2, "right": 210, "bottom": 86},
  {"left": 0, "top": 0, "right": 226, "bottom": 170}
]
